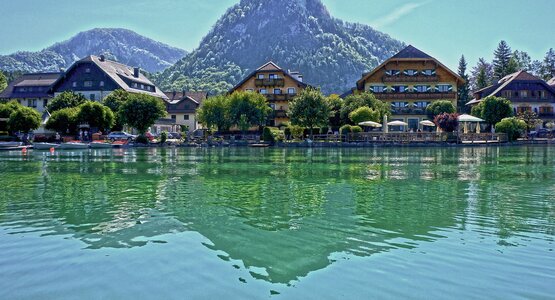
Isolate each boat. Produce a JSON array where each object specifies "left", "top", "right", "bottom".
[
  {"left": 33, "top": 143, "right": 60, "bottom": 150},
  {"left": 249, "top": 143, "right": 270, "bottom": 148},
  {"left": 0, "top": 141, "right": 22, "bottom": 149},
  {"left": 90, "top": 141, "right": 113, "bottom": 149},
  {"left": 59, "top": 142, "right": 89, "bottom": 150}
]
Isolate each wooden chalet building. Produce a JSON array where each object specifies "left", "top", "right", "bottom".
[
  {"left": 164, "top": 91, "right": 207, "bottom": 131},
  {"left": 229, "top": 61, "right": 311, "bottom": 126},
  {"left": 50, "top": 55, "right": 168, "bottom": 102},
  {"left": 0, "top": 72, "right": 63, "bottom": 113},
  {"left": 467, "top": 70, "right": 555, "bottom": 124},
  {"left": 354, "top": 45, "right": 464, "bottom": 131}
]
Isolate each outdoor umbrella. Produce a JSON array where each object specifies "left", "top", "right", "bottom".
[
  {"left": 458, "top": 114, "right": 484, "bottom": 122},
  {"left": 420, "top": 120, "right": 435, "bottom": 127},
  {"left": 387, "top": 120, "right": 409, "bottom": 126},
  {"left": 358, "top": 121, "right": 382, "bottom": 128}
]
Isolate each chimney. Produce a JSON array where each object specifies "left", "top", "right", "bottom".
[
  {"left": 59, "top": 67, "right": 66, "bottom": 73},
  {"left": 99, "top": 54, "right": 105, "bottom": 62},
  {"left": 172, "top": 90, "right": 176, "bottom": 99},
  {"left": 134, "top": 67, "right": 140, "bottom": 78}
]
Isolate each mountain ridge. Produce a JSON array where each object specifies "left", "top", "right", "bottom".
[{"left": 0, "top": 28, "right": 187, "bottom": 73}]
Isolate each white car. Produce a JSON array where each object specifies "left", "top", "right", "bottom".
[{"left": 107, "top": 131, "right": 136, "bottom": 141}]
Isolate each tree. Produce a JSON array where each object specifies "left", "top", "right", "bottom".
[
  {"left": 457, "top": 55, "right": 471, "bottom": 113},
  {"left": 0, "top": 72, "right": 7, "bottom": 93},
  {"left": 77, "top": 101, "right": 115, "bottom": 130},
  {"left": 517, "top": 110, "right": 541, "bottom": 136},
  {"left": 197, "top": 95, "right": 230, "bottom": 132},
  {"left": 288, "top": 88, "right": 330, "bottom": 139},
  {"left": 476, "top": 96, "right": 513, "bottom": 126},
  {"left": 103, "top": 89, "right": 131, "bottom": 130},
  {"left": 341, "top": 92, "right": 390, "bottom": 124},
  {"left": 506, "top": 56, "right": 519, "bottom": 75},
  {"left": 0, "top": 101, "right": 23, "bottom": 132},
  {"left": 47, "top": 91, "right": 87, "bottom": 112},
  {"left": 493, "top": 40, "right": 512, "bottom": 79},
  {"left": 227, "top": 91, "right": 271, "bottom": 130},
  {"left": 7, "top": 106, "right": 41, "bottom": 133},
  {"left": 539, "top": 48, "right": 555, "bottom": 81},
  {"left": 119, "top": 94, "right": 167, "bottom": 135},
  {"left": 426, "top": 100, "right": 456, "bottom": 120},
  {"left": 349, "top": 106, "right": 379, "bottom": 125},
  {"left": 326, "top": 94, "right": 343, "bottom": 129},
  {"left": 45, "top": 107, "right": 80, "bottom": 134},
  {"left": 471, "top": 58, "right": 493, "bottom": 90},
  {"left": 513, "top": 50, "right": 532, "bottom": 71},
  {"left": 495, "top": 117, "right": 526, "bottom": 141},
  {"left": 434, "top": 113, "right": 459, "bottom": 133}
]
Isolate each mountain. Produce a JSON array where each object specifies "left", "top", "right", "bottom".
[
  {"left": 0, "top": 28, "right": 187, "bottom": 73},
  {"left": 156, "top": 0, "right": 404, "bottom": 95}
]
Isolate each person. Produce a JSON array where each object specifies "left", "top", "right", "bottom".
[
  {"left": 55, "top": 132, "right": 61, "bottom": 143},
  {"left": 79, "top": 129, "right": 83, "bottom": 141},
  {"left": 84, "top": 130, "right": 89, "bottom": 142}
]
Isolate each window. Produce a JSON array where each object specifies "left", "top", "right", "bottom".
[
  {"left": 259, "top": 89, "right": 268, "bottom": 94},
  {"left": 393, "top": 85, "right": 409, "bottom": 93},
  {"left": 257, "top": 74, "right": 265, "bottom": 79},
  {"left": 385, "top": 70, "right": 400, "bottom": 76},
  {"left": 415, "top": 101, "right": 430, "bottom": 108},
  {"left": 89, "top": 94, "right": 95, "bottom": 101},
  {"left": 28, "top": 99, "right": 37, "bottom": 108},
  {"left": 269, "top": 74, "right": 278, "bottom": 79},
  {"left": 171, "top": 115, "right": 176, "bottom": 120},
  {"left": 83, "top": 81, "right": 93, "bottom": 87},
  {"left": 502, "top": 90, "right": 512, "bottom": 98},
  {"left": 436, "top": 85, "right": 452, "bottom": 92},
  {"left": 540, "top": 91, "right": 546, "bottom": 99},
  {"left": 414, "top": 85, "right": 430, "bottom": 93},
  {"left": 133, "top": 83, "right": 138, "bottom": 88},
  {"left": 85, "top": 68, "right": 91, "bottom": 73},
  {"left": 421, "top": 69, "right": 436, "bottom": 76},
  {"left": 100, "top": 81, "right": 104, "bottom": 87},
  {"left": 43, "top": 99, "right": 48, "bottom": 108},
  {"left": 287, "top": 88, "right": 296, "bottom": 95},
  {"left": 391, "top": 102, "right": 406, "bottom": 108},
  {"left": 369, "top": 86, "right": 386, "bottom": 93},
  {"left": 72, "top": 82, "right": 77, "bottom": 88},
  {"left": 520, "top": 90, "right": 528, "bottom": 98},
  {"left": 146, "top": 86, "right": 151, "bottom": 91},
  {"left": 274, "top": 88, "right": 282, "bottom": 94},
  {"left": 140, "top": 84, "right": 144, "bottom": 89},
  {"left": 403, "top": 69, "right": 418, "bottom": 76},
  {"left": 184, "top": 115, "right": 189, "bottom": 120},
  {"left": 28, "top": 87, "right": 34, "bottom": 92},
  {"left": 245, "top": 88, "right": 254, "bottom": 92}
]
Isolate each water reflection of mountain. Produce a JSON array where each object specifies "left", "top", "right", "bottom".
[{"left": 0, "top": 147, "right": 554, "bottom": 284}]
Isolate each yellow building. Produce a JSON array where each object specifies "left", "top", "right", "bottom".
[
  {"left": 355, "top": 45, "right": 465, "bottom": 131},
  {"left": 230, "top": 61, "right": 311, "bottom": 126}
]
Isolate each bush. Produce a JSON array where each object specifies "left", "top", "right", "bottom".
[
  {"left": 160, "top": 131, "right": 168, "bottom": 144},
  {"left": 434, "top": 113, "right": 459, "bottom": 132},
  {"left": 349, "top": 106, "right": 380, "bottom": 124},
  {"left": 351, "top": 125, "right": 363, "bottom": 133},
  {"left": 495, "top": 117, "right": 526, "bottom": 141},
  {"left": 135, "top": 135, "right": 149, "bottom": 144},
  {"left": 320, "top": 126, "right": 329, "bottom": 134},
  {"left": 262, "top": 127, "right": 275, "bottom": 143},
  {"left": 289, "top": 125, "right": 304, "bottom": 140},
  {"left": 284, "top": 126, "right": 291, "bottom": 139},
  {"left": 426, "top": 100, "right": 456, "bottom": 119},
  {"left": 340, "top": 125, "right": 352, "bottom": 135}
]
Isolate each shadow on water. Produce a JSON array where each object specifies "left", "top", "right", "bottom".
[{"left": 0, "top": 146, "right": 554, "bottom": 284}]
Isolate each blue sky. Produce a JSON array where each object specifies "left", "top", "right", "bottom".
[{"left": 0, "top": 0, "right": 553, "bottom": 70}]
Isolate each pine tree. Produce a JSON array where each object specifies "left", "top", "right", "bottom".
[
  {"left": 540, "top": 48, "right": 555, "bottom": 81},
  {"left": 471, "top": 58, "right": 493, "bottom": 90},
  {"left": 513, "top": 50, "right": 531, "bottom": 71},
  {"left": 457, "top": 55, "right": 471, "bottom": 113},
  {"left": 476, "top": 68, "right": 488, "bottom": 90},
  {"left": 506, "top": 57, "right": 519, "bottom": 74},
  {"left": 493, "top": 40, "right": 512, "bottom": 79}
]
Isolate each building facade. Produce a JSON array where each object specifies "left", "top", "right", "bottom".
[
  {"left": 164, "top": 91, "right": 207, "bottom": 131},
  {"left": 229, "top": 61, "right": 310, "bottom": 126},
  {"left": 467, "top": 70, "right": 555, "bottom": 124},
  {"left": 354, "top": 45, "right": 464, "bottom": 131},
  {"left": 0, "top": 72, "right": 63, "bottom": 113}
]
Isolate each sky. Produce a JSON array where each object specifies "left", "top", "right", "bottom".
[{"left": 0, "top": 0, "right": 553, "bottom": 71}]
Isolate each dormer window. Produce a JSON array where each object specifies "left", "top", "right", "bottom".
[{"left": 404, "top": 70, "right": 418, "bottom": 76}]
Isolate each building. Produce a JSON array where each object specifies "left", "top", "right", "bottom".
[
  {"left": 0, "top": 72, "right": 63, "bottom": 113},
  {"left": 164, "top": 91, "right": 207, "bottom": 131},
  {"left": 50, "top": 55, "right": 168, "bottom": 101},
  {"left": 548, "top": 77, "right": 555, "bottom": 88},
  {"left": 229, "top": 61, "right": 311, "bottom": 126},
  {"left": 467, "top": 70, "right": 555, "bottom": 124},
  {"left": 354, "top": 45, "right": 465, "bottom": 131}
]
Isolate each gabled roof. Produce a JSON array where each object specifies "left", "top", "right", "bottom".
[
  {"left": 163, "top": 91, "right": 207, "bottom": 105},
  {"left": 548, "top": 77, "right": 555, "bottom": 87},
  {"left": 356, "top": 45, "right": 464, "bottom": 88},
  {"left": 467, "top": 70, "right": 555, "bottom": 105},
  {"left": 0, "top": 72, "right": 63, "bottom": 99},
  {"left": 52, "top": 55, "right": 168, "bottom": 100},
  {"left": 229, "top": 61, "right": 310, "bottom": 93}
]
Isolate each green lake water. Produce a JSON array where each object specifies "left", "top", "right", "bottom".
[{"left": 0, "top": 146, "right": 554, "bottom": 299}]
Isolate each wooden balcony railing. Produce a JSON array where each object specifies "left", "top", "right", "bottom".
[
  {"left": 391, "top": 108, "right": 426, "bottom": 115},
  {"left": 382, "top": 75, "right": 439, "bottom": 83},
  {"left": 255, "top": 78, "right": 285, "bottom": 87},
  {"left": 375, "top": 92, "right": 457, "bottom": 100},
  {"left": 274, "top": 110, "right": 288, "bottom": 118},
  {"left": 265, "top": 93, "right": 297, "bottom": 102}
]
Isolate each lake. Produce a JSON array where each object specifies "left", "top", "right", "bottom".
[{"left": 0, "top": 146, "right": 554, "bottom": 299}]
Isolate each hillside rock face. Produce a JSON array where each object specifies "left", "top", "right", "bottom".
[
  {"left": 0, "top": 28, "right": 187, "bottom": 73},
  {"left": 157, "top": 0, "right": 404, "bottom": 94}
]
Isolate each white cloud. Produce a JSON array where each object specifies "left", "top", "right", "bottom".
[{"left": 371, "top": 1, "right": 430, "bottom": 28}]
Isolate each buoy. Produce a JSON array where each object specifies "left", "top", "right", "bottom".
[
  {"left": 22, "top": 147, "right": 28, "bottom": 155},
  {"left": 50, "top": 147, "right": 55, "bottom": 153}
]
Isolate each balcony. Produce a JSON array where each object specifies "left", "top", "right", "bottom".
[
  {"left": 274, "top": 110, "right": 288, "bottom": 118},
  {"left": 255, "top": 78, "right": 285, "bottom": 87},
  {"left": 505, "top": 97, "right": 555, "bottom": 103},
  {"left": 376, "top": 92, "right": 457, "bottom": 100},
  {"left": 382, "top": 75, "right": 439, "bottom": 83},
  {"left": 391, "top": 108, "right": 426, "bottom": 115},
  {"left": 538, "top": 112, "right": 555, "bottom": 118},
  {"left": 265, "top": 93, "right": 297, "bottom": 102}
]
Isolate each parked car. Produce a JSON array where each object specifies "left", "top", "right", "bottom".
[
  {"left": 107, "top": 131, "right": 136, "bottom": 141},
  {"left": 168, "top": 132, "right": 182, "bottom": 139}
]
